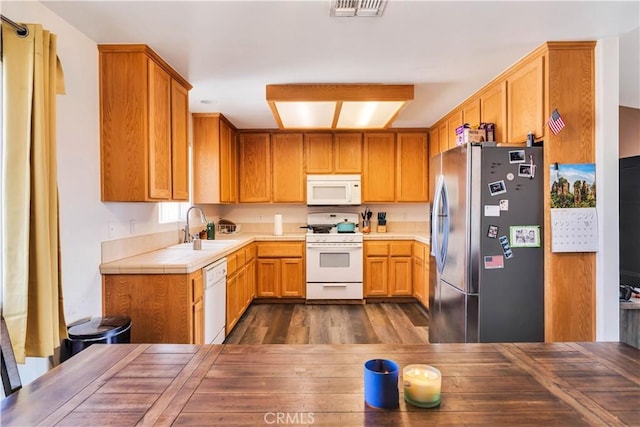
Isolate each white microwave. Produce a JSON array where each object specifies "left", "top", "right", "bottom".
[{"left": 306, "top": 174, "right": 361, "bottom": 206}]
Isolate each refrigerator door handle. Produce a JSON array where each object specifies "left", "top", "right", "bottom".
[
  {"left": 431, "top": 175, "right": 442, "bottom": 258},
  {"left": 431, "top": 174, "right": 450, "bottom": 273}
]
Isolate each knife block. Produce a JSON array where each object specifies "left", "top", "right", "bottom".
[{"left": 377, "top": 224, "right": 387, "bottom": 233}]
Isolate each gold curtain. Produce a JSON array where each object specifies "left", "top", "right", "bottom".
[{"left": 2, "top": 23, "right": 66, "bottom": 363}]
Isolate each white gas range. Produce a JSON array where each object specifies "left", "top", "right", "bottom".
[{"left": 305, "top": 213, "right": 363, "bottom": 300}]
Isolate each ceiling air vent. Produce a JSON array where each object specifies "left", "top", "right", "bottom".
[{"left": 330, "top": 0, "right": 387, "bottom": 17}]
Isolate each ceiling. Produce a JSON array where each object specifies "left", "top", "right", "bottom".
[{"left": 39, "top": 0, "right": 640, "bottom": 129}]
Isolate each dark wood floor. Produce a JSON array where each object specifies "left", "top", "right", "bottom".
[{"left": 225, "top": 302, "right": 430, "bottom": 345}]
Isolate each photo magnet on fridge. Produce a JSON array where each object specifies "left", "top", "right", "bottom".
[
  {"left": 488, "top": 180, "right": 507, "bottom": 196},
  {"left": 509, "top": 150, "right": 526, "bottom": 163},
  {"left": 518, "top": 163, "right": 536, "bottom": 178},
  {"left": 487, "top": 225, "right": 498, "bottom": 238},
  {"left": 499, "top": 199, "right": 509, "bottom": 211},
  {"left": 499, "top": 235, "right": 513, "bottom": 259}
]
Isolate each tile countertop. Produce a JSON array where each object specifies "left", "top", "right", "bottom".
[{"left": 99, "top": 232, "right": 430, "bottom": 275}]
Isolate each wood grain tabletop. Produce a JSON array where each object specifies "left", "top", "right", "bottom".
[{"left": 1, "top": 342, "right": 638, "bottom": 426}]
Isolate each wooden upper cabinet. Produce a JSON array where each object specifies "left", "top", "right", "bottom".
[
  {"left": 239, "top": 133, "right": 271, "bottom": 202},
  {"left": 304, "top": 132, "right": 362, "bottom": 174},
  {"left": 192, "top": 113, "right": 238, "bottom": 204},
  {"left": 99, "top": 44, "right": 191, "bottom": 202},
  {"left": 171, "top": 80, "right": 189, "bottom": 200},
  {"left": 438, "top": 122, "right": 448, "bottom": 153},
  {"left": 462, "top": 99, "right": 481, "bottom": 127},
  {"left": 226, "top": 125, "right": 238, "bottom": 203},
  {"left": 272, "top": 133, "right": 304, "bottom": 202},
  {"left": 147, "top": 60, "right": 172, "bottom": 199},
  {"left": 333, "top": 133, "right": 362, "bottom": 173},
  {"left": 446, "top": 111, "right": 463, "bottom": 150},
  {"left": 480, "top": 81, "right": 507, "bottom": 142},
  {"left": 304, "top": 133, "right": 333, "bottom": 174},
  {"left": 428, "top": 127, "right": 439, "bottom": 159},
  {"left": 507, "top": 55, "right": 544, "bottom": 143},
  {"left": 363, "top": 133, "right": 395, "bottom": 202},
  {"left": 396, "top": 133, "right": 428, "bottom": 202}
]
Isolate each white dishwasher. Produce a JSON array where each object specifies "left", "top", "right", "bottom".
[{"left": 203, "top": 258, "right": 227, "bottom": 344}]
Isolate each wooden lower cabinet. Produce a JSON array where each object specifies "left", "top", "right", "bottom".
[
  {"left": 364, "top": 241, "right": 413, "bottom": 297},
  {"left": 226, "top": 267, "right": 242, "bottom": 334},
  {"left": 364, "top": 256, "right": 388, "bottom": 296},
  {"left": 256, "top": 242, "right": 305, "bottom": 298},
  {"left": 103, "top": 269, "right": 203, "bottom": 344},
  {"left": 191, "top": 270, "right": 204, "bottom": 344},
  {"left": 412, "top": 242, "right": 429, "bottom": 308},
  {"left": 226, "top": 244, "right": 256, "bottom": 334}
]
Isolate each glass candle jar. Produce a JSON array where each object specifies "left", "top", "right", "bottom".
[{"left": 403, "top": 364, "right": 441, "bottom": 408}]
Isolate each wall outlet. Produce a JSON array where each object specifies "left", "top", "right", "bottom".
[{"left": 130, "top": 220, "right": 136, "bottom": 234}]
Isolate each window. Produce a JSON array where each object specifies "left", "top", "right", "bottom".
[{"left": 158, "top": 202, "right": 189, "bottom": 224}]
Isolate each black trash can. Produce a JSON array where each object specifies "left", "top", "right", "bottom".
[{"left": 60, "top": 315, "right": 131, "bottom": 363}]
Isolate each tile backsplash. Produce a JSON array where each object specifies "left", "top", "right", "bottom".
[
  {"left": 102, "top": 203, "right": 430, "bottom": 262},
  {"left": 101, "top": 229, "right": 182, "bottom": 263}
]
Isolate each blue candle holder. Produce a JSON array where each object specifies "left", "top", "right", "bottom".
[{"left": 364, "top": 359, "right": 399, "bottom": 409}]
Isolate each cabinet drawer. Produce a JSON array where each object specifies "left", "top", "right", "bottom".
[
  {"left": 227, "top": 252, "right": 239, "bottom": 276},
  {"left": 192, "top": 273, "right": 203, "bottom": 301},
  {"left": 390, "top": 242, "right": 413, "bottom": 257},
  {"left": 306, "top": 283, "right": 363, "bottom": 300},
  {"left": 235, "top": 250, "right": 246, "bottom": 267},
  {"left": 257, "top": 242, "right": 303, "bottom": 258},
  {"left": 365, "top": 242, "right": 389, "bottom": 257},
  {"left": 244, "top": 244, "right": 257, "bottom": 261}
]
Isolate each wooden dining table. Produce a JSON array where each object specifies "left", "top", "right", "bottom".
[{"left": 2, "top": 342, "right": 638, "bottom": 426}]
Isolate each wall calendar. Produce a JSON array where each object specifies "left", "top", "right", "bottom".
[
  {"left": 550, "top": 208, "right": 598, "bottom": 252},
  {"left": 549, "top": 163, "right": 598, "bottom": 253}
]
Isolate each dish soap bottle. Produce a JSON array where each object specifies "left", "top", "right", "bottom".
[{"left": 207, "top": 222, "right": 215, "bottom": 240}]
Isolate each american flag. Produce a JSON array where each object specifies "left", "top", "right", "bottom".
[
  {"left": 547, "top": 108, "right": 565, "bottom": 135},
  {"left": 484, "top": 255, "right": 504, "bottom": 269}
]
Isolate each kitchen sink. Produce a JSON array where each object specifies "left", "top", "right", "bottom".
[{"left": 167, "top": 240, "right": 240, "bottom": 251}]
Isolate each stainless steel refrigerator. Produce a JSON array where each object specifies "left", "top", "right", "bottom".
[{"left": 428, "top": 144, "right": 544, "bottom": 343}]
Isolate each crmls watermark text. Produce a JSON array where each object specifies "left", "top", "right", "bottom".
[{"left": 263, "top": 412, "right": 315, "bottom": 425}]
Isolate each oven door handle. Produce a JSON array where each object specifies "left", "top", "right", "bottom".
[{"left": 306, "top": 245, "right": 363, "bottom": 251}]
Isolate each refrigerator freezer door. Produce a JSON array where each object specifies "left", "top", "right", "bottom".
[{"left": 478, "top": 146, "right": 544, "bottom": 342}]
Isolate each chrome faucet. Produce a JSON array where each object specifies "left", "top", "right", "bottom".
[{"left": 184, "top": 205, "right": 207, "bottom": 243}]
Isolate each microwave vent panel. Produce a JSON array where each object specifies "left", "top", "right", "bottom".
[{"left": 331, "top": 0, "right": 386, "bottom": 17}]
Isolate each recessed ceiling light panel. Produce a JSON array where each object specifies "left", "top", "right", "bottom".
[
  {"left": 266, "top": 84, "right": 413, "bottom": 130},
  {"left": 337, "top": 101, "right": 405, "bottom": 128},
  {"left": 274, "top": 101, "right": 336, "bottom": 129}
]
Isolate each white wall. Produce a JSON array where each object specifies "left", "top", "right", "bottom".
[{"left": 595, "top": 37, "right": 620, "bottom": 341}]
